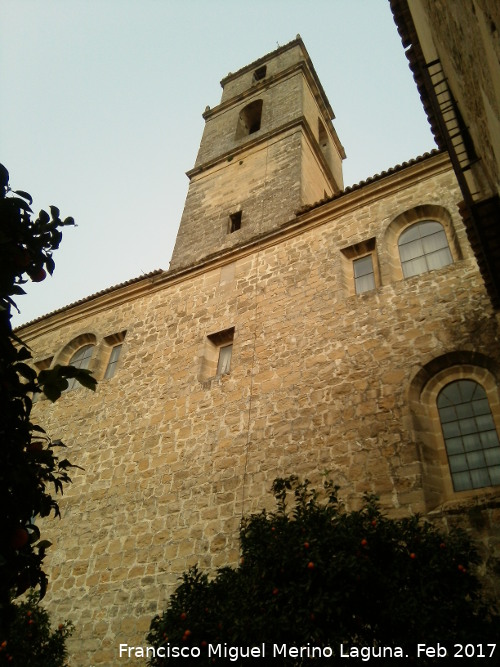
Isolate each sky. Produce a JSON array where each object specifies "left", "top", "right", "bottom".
[{"left": 1, "top": 0, "right": 436, "bottom": 327}]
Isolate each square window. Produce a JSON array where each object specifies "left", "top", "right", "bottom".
[
  {"left": 484, "top": 448, "right": 500, "bottom": 466},
  {"left": 253, "top": 65, "right": 267, "bottom": 82},
  {"left": 489, "top": 466, "right": 500, "bottom": 485},
  {"left": 452, "top": 471, "right": 471, "bottom": 491},
  {"left": 480, "top": 430, "right": 500, "bottom": 447},
  {"left": 442, "top": 421, "right": 461, "bottom": 438},
  {"left": 439, "top": 406, "right": 458, "bottom": 423},
  {"left": 449, "top": 454, "right": 468, "bottom": 473},
  {"left": 466, "top": 450, "right": 486, "bottom": 469},
  {"left": 446, "top": 437, "right": 464, "bottom": 454},
  {"left": 470, "top": 468, "right": 490, "bottom": 488}
]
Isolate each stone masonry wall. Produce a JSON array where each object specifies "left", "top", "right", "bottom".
[
  {"left": 220, "top": 42, "right": 307, "bottom": 104},
  {"left": 22, "top": 155, "right": 500, "bottom": 666},
  {"left": 195, "top": 71, "right": 304, "bottom": 169},
  {"left": 170, "top": 129, "right": 304, "bottom": 270}
]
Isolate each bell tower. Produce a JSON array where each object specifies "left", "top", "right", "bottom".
[{"left": 169, "top": 36, "right": 345, "bottom": 271}]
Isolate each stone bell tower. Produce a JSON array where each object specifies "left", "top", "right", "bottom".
[{"left": 169, "top": 36, "right": 345, "bottom": 271}]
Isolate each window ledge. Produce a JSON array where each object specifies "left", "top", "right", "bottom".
[
  {"left": 427, "top": 489, "right": 500, "bottom": 518},
  {"left": 200, "top": 374, "right": 230, "bottom": 389}
]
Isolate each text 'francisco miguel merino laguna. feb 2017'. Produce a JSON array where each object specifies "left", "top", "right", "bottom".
[{"left": 118, "top": 642, "right": 497, "bottom": 661}]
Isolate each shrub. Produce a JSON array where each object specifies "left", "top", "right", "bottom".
[
  {"left": 147, "top": 476, "right": 499, "bottom": 665},
  {"left": 0, "top": 591, "right": 73, "bottom": 667}
]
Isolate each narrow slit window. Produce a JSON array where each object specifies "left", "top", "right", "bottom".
[
  {"left": 318, "top": 119, "right": 328, "bottom": 148},
  {"left": 104, "top": 344, "right": 123, "bottom": 379},
  {"left": 229, "top": 211, "right": 242, "bottom": 233}
]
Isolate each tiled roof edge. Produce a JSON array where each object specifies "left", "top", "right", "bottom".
[
  {"left": 15, "top": 269, "right": 164, "bottom": 330},
  {"left": 296, "top": 149, "right": 444, "bottom": 215}
]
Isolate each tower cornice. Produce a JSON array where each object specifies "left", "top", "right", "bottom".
[{"left": 186, "top": 115, "right": 340, "bottom": 189}]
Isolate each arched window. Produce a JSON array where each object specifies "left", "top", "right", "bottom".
[
  {"left": 66, "top": 344, "right": 94, "bottom": 391},
  {"left": 438, "top": 380, "right": 500, "bottom": 491},
  {"left": 398, "top": 221, "right": 453, "bottom": 278},
  {"left": 235, "top": 100, "right": 263, "bottom": 139}
]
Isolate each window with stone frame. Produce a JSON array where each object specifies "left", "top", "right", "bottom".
[
  {"left": 340, "top": 237, "right": 379, "bottom": 296},
  {"left": 104, "top": 344, "right": 122, "bottom": 379},
  {"left": 353, "top": 254, "right": 376, "bottom": 294},
  {"left": 216, "top": 343, "right": 232, "bottom": 375},
  {"left": 103, "top": 331, "right": 127, "bottom": 380},
  {"left": 438, "top": 379, "right": 500, "bottom": 492},
  {"left": 398, "top": 220, "right": 453, "bottom": 278},
  {"left": 200, "top": 327, "right": 235, "bottom": 381}
]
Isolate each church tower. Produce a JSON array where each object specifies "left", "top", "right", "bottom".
[{"left": 169, "top": 36, "right": 345, "bottom": 271}]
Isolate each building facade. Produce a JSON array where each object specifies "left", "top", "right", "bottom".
[{"left": 19, "top": 38, "right": 500, "bottom": 666}]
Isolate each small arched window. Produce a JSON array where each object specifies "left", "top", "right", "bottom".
[
  {"left": 438, "top": 380, "right": 500, "bottom": 491},
  {"left": 398, "top": 221, "right": 453, "bottom": 278},
  {"left": 66, "top": 344, "right": 94, "bottom": 391},
  {"left": 235, "top": 100, "right": 263, "bottom": 139}
]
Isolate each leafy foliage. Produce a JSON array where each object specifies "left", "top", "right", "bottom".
[
  {"left": 147, "top": 476, "right": 499, "bottom": 666},
  {"left": 0, "top": 591, "right": 73, "bottom": 667},
  {"left": 0, "top": 164, "right": 96, "bottom": 630}
]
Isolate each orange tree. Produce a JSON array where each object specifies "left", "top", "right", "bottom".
[
  {"left": 147, "top": 476, "right": 499, "bottom": 666},
  {"left": 0, "top": 592, "right": 73, "bottom": 667},
  {"left": 0, "top": 164, "right": 96, "bottom": 632}
]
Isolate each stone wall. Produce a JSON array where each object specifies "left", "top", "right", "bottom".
[{"left": 20, "top": 152, "right": 500, "bottom": 665}]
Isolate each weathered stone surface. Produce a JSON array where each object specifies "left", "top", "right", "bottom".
[{"left": 17, "top": 37, "right": 500, "bottom": 667}]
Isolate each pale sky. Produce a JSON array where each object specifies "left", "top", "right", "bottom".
[{"left": 1, "top": 0, "right": 436, "bottom": 326}]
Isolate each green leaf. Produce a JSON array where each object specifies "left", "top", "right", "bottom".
[
  {"left": 16, "top": 346, "right": 32, "bottom": 361},
  {"left": 9, "top": 196, "right": 32, "bottom": 213},
  {"left": 42, "top": 382, "right": 66, "bottom": 402},
  {"left": 9, "top": 286, "right": 27, "bottom": 295},
  {"left": 13, "top": 189, "right": 33, "bottom": 205},
  {"left": 49, "top": 205, "right": 60, "bottom": 220},
  {"left": 45, "top": 255, "right": 56, "bottom": 275},
  {"left": 71, "top": 368, "right": 97, "bottom": 390},
  {"left": 16, "top": 362, "right": 37, "bottom": 381},
  {"left": 37, "top": 540, "right": 53, "bottom": 551},
  {"left": 63, "top": 216, "right": 75, "bottom": 226},
  {"left": 28, "top": 524, "right": 41, "bottom": 543},
  {"left": 38, "top": 209, "right": 50, "bottom": 224}
]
